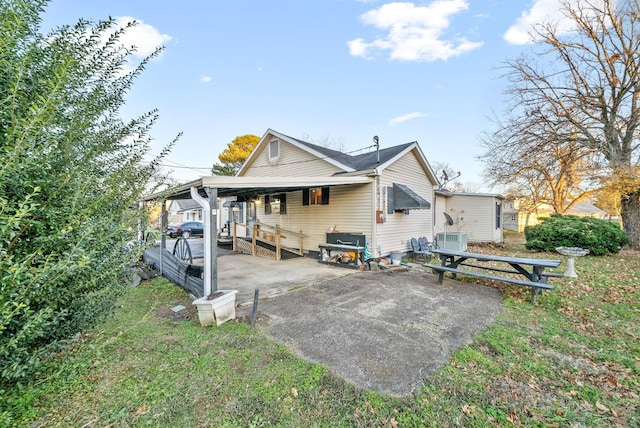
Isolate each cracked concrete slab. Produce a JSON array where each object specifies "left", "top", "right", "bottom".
[{"left": 241, "top": 265, "right": 502, "bottom": 397}]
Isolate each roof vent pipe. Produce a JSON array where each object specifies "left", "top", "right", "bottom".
[{"left": 373, "top": 135, "right": 379, "bottom": 163}]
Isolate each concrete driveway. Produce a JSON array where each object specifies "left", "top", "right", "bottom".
[{"left": 223, "top": 255, "right": 503, "bottom": 397}]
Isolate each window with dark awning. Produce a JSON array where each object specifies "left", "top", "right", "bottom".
[{"left": 391, "top": 183, "right": 431, "bottom": 210}]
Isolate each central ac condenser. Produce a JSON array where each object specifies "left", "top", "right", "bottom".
[{"left": 435, "top": 232, "right": 468, "bottom": 251}]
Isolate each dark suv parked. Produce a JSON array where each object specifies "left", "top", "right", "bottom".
[{"left": 166, "top": 221, "right": 204, "bottom": 238}]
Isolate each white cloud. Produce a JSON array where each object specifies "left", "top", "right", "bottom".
[
  {"left": 112, "top": 16, "right": 172, "bottom": 57},
  {"left": 96, "top": 16, "right": 172, "bottom": 74},
  {"left": 389, "top": 112, "right": 429, "bottom": 125},
  {"left": 503, "top": 0, "right": 612, "bottom": 45},
  {"left": 348, "top": 1, "right": 483, "bottom": 61},
  {"left": 200, "top": 75, "right": 212, "bottom": 83}
]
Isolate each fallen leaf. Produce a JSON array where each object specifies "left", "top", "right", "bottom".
[
  {"left": 595, "top": 401, "right": 609, "bottom": 413},
  {"left": 291, "top": 387, "right": 298, "bottom": 397},
  {"left": 462, "top": 404, "right": 476, "bottom": 415}
]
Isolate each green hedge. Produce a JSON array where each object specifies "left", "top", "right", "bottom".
[
  {"left": 524, "top": 214, "right": 628, "bottom": 255},
  {"left": 0, "top": 0, "right": 172, "bottom": 399}
]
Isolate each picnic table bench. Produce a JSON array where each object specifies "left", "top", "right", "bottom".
[{"left": 424, "top": 248, "right": 562, "bottom": 304}]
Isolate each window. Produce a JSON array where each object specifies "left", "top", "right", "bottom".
[
  {"left": 311, "top": 188, "right": 322, "bottom": 205},
  {"left": 302, "top": 187, "right": 330, "bottom": 205},
  {"left": 264, "top": 193, "right": 286, "bottom": 215},
  {"left": 269, "top": 139, "right": 279, "bottom": 159},
  {"left": 496, "top": 202, "right": 502, "bottom": 229}
]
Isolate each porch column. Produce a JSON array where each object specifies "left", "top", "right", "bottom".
[
  {"left": 160, "top": 200, "right": 167, "bottom": 276},
  {"left": 205, "top": 187, "right": 218, "bottom": 294},
  {"left": 190, "top": 186, "right": 218, "bottom": 296}
]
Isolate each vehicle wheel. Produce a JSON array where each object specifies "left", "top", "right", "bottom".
[
  {"left": 173, "top": 237, "right": 193, "bottom": 264},
  {"left": 182, "top": 230, "right": 191, "bottom": 239}
]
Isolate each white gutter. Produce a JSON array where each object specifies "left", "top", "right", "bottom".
[{"left": 190, "top": 186, "right": 213, "bottom": 296}]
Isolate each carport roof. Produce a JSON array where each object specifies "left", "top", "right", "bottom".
[{"left": 143, "top": 175, "right": 373, "bottom": 201}]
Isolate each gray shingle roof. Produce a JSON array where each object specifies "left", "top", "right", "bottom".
[
  {"left": 173, "top": 199, "right": 201, "bottom": 211},
  {"left": 286, "top": 134, "right": 415, "bottom": 172}
]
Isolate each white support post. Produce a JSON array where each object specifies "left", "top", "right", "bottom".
[
  {"left": 190, "top": 187, "right": 217, "bottom": 296},
  {"left": 160, "top": 200, "right": 167, "bottom": 276}
]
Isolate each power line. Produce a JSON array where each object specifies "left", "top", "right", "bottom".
[
  {"left": 244, "top": 144, "right": 378, "bottom": 170},
  {"left": 159, "top": 163, "right": 212, "bottom": 171},
  {"left": 157, "top": 143, "right": 378, "bottom": 172}
]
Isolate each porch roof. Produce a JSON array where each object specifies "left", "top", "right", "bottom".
[{"left": 143, "top": 175, "right": 373, "bottom": 201}]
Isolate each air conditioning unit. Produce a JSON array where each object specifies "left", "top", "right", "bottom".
[{"left": 436, "top": 232, "right": 468, "bottom": 251}]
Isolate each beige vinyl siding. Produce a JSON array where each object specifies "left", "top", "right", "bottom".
[
  {"left": 444, "top": 195, "right": 502, "bottom": 242},
  {"left": 376, "top": 150, "right": 435, "bottom": 256},
  {"left": 241, "top": 135, "right": 343, "bottom": 177},
  {"left": 433, "top": 194, "right": 450, "bottom": 236},
  {"left": 256, "top": 183, "right": 374, "bottom": 253}
]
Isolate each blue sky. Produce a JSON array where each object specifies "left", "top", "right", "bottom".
[{"left": 41, "top": 0, "right": 588, "bottom": 190}]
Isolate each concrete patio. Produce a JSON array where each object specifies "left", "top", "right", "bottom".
[{"left": 212, "top": 252, "right": 504, "bottom": 397}]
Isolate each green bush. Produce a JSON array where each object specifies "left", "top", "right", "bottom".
[
  {"left": 0, "top": 0, "right": 174, "bottom": 397},
  {"left": 524, "top": 214, "right": 628, "bottom": 255}
]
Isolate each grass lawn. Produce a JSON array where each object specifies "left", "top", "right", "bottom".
[{"left": 5, "top": 240, "right": 639, "bottom": 427}]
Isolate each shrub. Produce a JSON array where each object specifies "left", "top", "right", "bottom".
[
  {"left": 524, "top": 214, "right": 628, "bottom": 255},
  {"left": 0, "top": 0, "right": 174, "bottom": 395}
]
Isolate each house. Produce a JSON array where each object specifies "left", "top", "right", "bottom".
[
  {"left": 235, "top": 129, "right": 438, "bottom": 258},
  {"left": 161, "top": 130, "right": 507, "bottom": 256},
  {"left": 167, "top": 199, "right": 203, "bottom": 225},
  {"left": 145, "top": 128, "right": 507, "bottom": 296},
  {"left": 503, "top": 199, "right": 607, "bottom": 232},
  {"left": 435, "top": 190, "right": 504, "bottom": 244}
]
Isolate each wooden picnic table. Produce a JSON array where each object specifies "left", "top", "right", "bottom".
[{"left": 424, "top": 248, "right": 562, "bottom": 304}]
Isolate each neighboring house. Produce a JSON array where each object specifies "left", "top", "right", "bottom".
[
  {"left": 219, "top": 197, "right": 250, "bottom": 235},
  {"left": 236, "top": 129, "right": 438, "bottom": 257},
  {"left": 167, "top": 199, "right": 203, "bottom": 225},
  {"left": 435, "top": 190, "right": 505, "bottom": 243},
  {"left": 503, "top": 199, "right": 607, "bottom": 232}
]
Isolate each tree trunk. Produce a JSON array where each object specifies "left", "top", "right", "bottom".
[{"left": 620, "top": 190, "right": 640, "bottom": 249}]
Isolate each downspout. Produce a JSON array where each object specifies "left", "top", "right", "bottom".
[
  {"left": 432, "top": 195, "right": 437, "bottom": 243},
  {"left": 190, "top": 187, "right": 218, "bottom": 296},
  {"left": 373, "top": 167, "right": 382, "bottom": 258}
]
